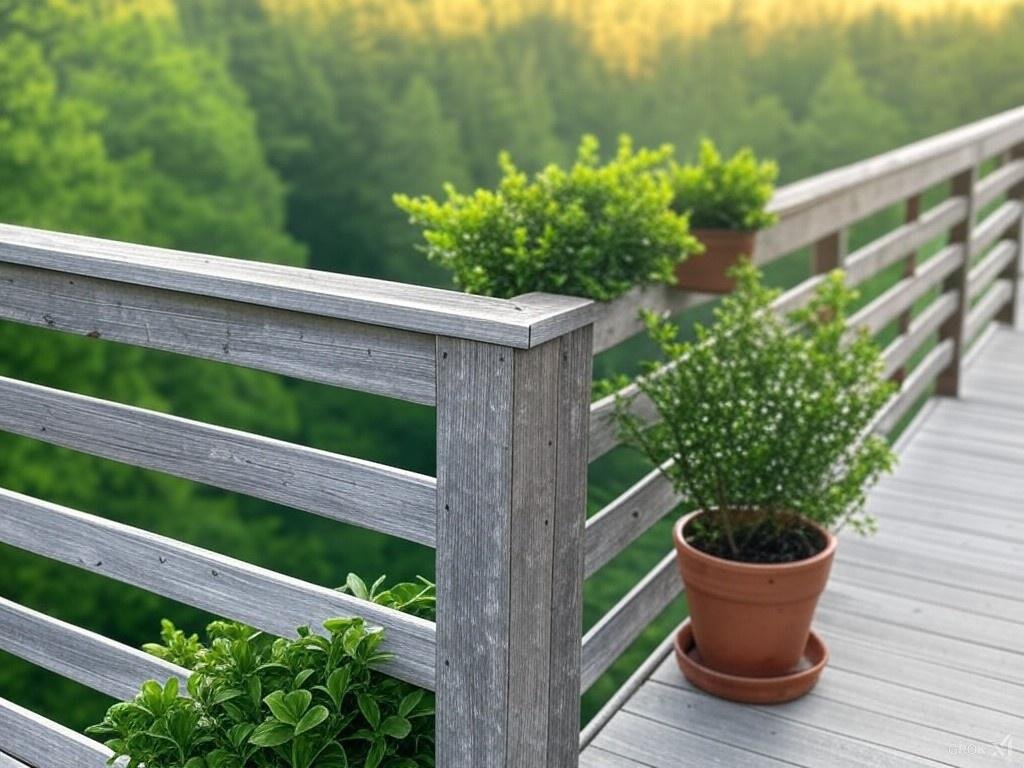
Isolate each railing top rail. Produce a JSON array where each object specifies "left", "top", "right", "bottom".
[
  {"left": 0, "top": 224, "right": 593, "bottom": 349},
  {"left": 767, "top": 104, "right": 1024, "bottom": 218}
]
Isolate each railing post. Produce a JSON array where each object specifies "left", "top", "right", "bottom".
[
  {"left": 811, "top": 228, "right": 847, "bottom": 274},
  {"left": 997, "top": 144, "right": 1024, "bottom": 326},
  {"left": 894, "top": 194, "right": 922, "bottom": 383},
  {"left": 434, "top": 306, "right": 592, "bottom": 768},
  {"left": 936, "top": 167, "right": 978, "bottom": 396}
]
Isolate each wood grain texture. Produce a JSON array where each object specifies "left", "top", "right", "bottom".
[
  {"left": 0, "top": 698, "right": 111, "bottom": 768},
  {"left": 967, "top": 240, "right": 1017, "bottom": 300},
  {"left": 0, "top": 263, "right": 437, "bottom": 404},
  {"left": 0, "top": 597, "right": 187, "bottom": 701},
  {"left": 0, "top": 376, "right": 436, "bottom": 545},
  {"left": 937, "top": 169, "right": 978, "bottom": 396},
  {"left": 585, "top": 460, "right": 681, "bottom": 578},
  {"left": 435, "top": 337, "right": 515, "bottom": 767},
  {"left": 846, "top": 243, "right": 963, "bottom": 337},
  {"left": 0, "top": 487, "right": 436, "bottom": 688},
  {"left": 0, "top": 754, "right": 30, "bottom": 768},
  {"left": 0, "top": 224, "right": 591, "bottom": 348},
  {"left": 546, "top": 326, "right": 592, "bottom": 768},
  {"left": 580, "top": 551, "right": 679, "bottom": 692}
]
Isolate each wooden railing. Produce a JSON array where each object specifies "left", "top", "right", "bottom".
[{"left": 1, "top": 104, "right": 1023, "bottom": 768}]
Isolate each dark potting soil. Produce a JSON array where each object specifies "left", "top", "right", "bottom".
[{"left": 687, "top": 514, "right": 827, "bottom": 564}]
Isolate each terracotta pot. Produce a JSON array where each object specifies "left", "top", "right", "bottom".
[
  {"left": 672, "top": 509, "right": 836, "bottom": 678},
  {"left": 675, "top": 228, "right": 757, "bottom": 293}
]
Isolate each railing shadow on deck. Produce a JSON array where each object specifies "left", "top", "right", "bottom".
[{"left": 1, "top": 103, "right": 1023, "bottom": 768}]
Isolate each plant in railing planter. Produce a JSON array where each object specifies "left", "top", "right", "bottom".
[
  {"left": 87, "top": 575, "right": 436, "bottom": 768},
  {"left": 668, "top": 139, "right": 778, "bottom": 293},
  {"left": 395, "top": 134, "right": 701, "bottom": 301},
  {"left": 615, "top": 262, "right": 895, "bottom": 703}
]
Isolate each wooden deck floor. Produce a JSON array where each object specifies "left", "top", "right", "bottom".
[{"left": 581, "top": 324, "right": 1024, "bottom": 768}]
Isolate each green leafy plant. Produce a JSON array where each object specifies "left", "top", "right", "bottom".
[
  {"left": 395, "top": 135, "right": 700, "bottom": 301},
  {"left": 88, "top": 575, "right": 436, "bottom": 768},
  {"left": 668, "top": 139, "right": 778, "bottom": 231},
  {"left": 615, "top": 262, "right": 896, "bottom": 562}
]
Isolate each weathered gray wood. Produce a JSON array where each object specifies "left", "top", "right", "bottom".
[
  {"left": 874, "top": 339, "right": 953, "bottom": 434},
  {"left": 880, "top": 289, "right": 958, "bottom": 378},
  {"left": 756, "top": 103, "right": 1024, "bottom": 262},
  {"left": 966, "top": 279, "right": 1014, "bottom": 340},
  {"left": 547, "top": 325, "right": 593, "bottom": 768},
  {"left": 0, "top": 376, "right": 436, "bottom": 545},
  {"left": 0, "top": 262, "right": 437, "bottom": 404},
  {"left": 969, "top": 199, "right": 1022, "bottom": 255},
  {"left": 580, "top": 552, "right": 680, "bottom": 692},
  {"left": 891, "top": 194, "right": 922, "bottom": 383},
  {"left": 626, "top": 680, "right": 938, "bottom": 768},
  {"left": 937, "top": 168, "right": 978, "bottom": 397},
  {"left": 436, "top": 327, "right": 590, "bottom": 768},
  {"left": 967, "top": 239, "right": 1017, "bottom": 300},
  {"left": 510, "top": 292, "right": 596, "bottom": 348},
  {"left": 589, "top": 385, "right": 655, "bottom": 463},
  {"left": 589, "top": 284, "right": 714, "bottom": 354},
  {"left": 0, "top": 698, "right": 111, "bottom": 768},
  {"left": 0, "top": 597, "right": 187, "bottom": 700},
  {"left": 0, "top": 224, "right": 592, "bottom": 349},
  {"left": 846, "top": 243, "right": 963, "bottom": 337},
  {"left": 997, "top": 148, "right": 1024, "bottom": 325},
  {"left": 591, "top": 710, "right": 796, "bottom": 768},
  {"left": 0, "top": 487, "right": 436, "bottom": 688},
  {"left": 584, "top": 461, "right": 681, "bottom": 578},
  {"left": 846, "top": 196, "right": 967, "bottom": 288},
  {"left": 975, "top": 157, "right": 1024, "bottom": 209},
  {"left": 579, "top": 747, "right": 651, "bottom": 768},
  {"left": 0, "top": 753, "right": 31, "bottom": 768}
]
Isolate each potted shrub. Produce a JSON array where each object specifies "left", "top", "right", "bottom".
[
  {"left": 395, "top": 134, "right": 701, "bottom": 301},
  {"left": 87, "top": 575, "right": 436, "bottom": 768},
  {"left": 615, "top": 263, "right": 895, "bottom": 703},
  {"left": 668, "top": 139, "right": 778, "bottom": 293}
]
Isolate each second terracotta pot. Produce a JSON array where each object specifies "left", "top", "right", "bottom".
[
  {"left": 673, "top": 510, "right": 836, "bottom": 678},
  {"left": 675, "top": 228, "right": 757, "bottom": 293}
]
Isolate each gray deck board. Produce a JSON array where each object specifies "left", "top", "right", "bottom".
[{"left": 581, "top": 325, "right": 1024, "bottom": 767}]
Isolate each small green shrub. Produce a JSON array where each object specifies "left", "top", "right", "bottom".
[
  {"left": 615, "top": 262, "right": 896, "bottom": 562},
  {"left": 88, "top": 575, "right": 436, "bottom": 768},
  {"left": 395, "top": 135, "right": 700, "bottom": 301},
  {"left": 669, "top": 139, "right": 778, "bottom": 231}
]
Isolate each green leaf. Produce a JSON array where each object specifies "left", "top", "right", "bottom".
[
  {"left": 313, "top": 742, "right": 348, "bottom": 768},
  {"left": 345, "top": 573, "right": 368, "bottom": 600},
  {"left": 397, "top": 690, "right": 423, "bottom": 718},
  {"left": 365, "top": 738, "right": 385, "bottom": 768},
  {"left": 264, "top": 689, "right": 311, "bottom": 725},
  {"left": 379, "top": 715, "right": 411, "bottom": 739},
  {"left": 356, "top": 694, "right": 380, "bottom": 729},
  {"left": 294, "top": 704, "right": 329, "bottom": 736},
  {"left": 249, "top": 720, "right": 294, "bottom": 748},
  {"left": 210, "top": 688, "right": 244, "bottom": 705}
]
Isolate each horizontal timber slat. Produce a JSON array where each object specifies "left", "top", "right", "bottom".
[
  {"left": 842, "top": 197, "right": 967, "bottom": 286},
  {"left": 0, "top": 376, "right": 436, "bottom": 545},
  {"left": 975, "top": 158, "right": 1024, "bottom": 209},
  {"left": 585, "top": 460, "right": 681, "bottom": 578},
  {"left": 580, "top": 552, "right": 680, "bottom": 692},
  {"left": 966, "top": 280, "right": 1014, "bottom": 341},
  {"left": 0, "top": 698, "right": 110, "bottom": 768},
  {"left": 874, "top": 339, "right": 954, "bottom": 435},
  {"left": 846, "top": 244, "right": 963, "bottom": 337},
  {"left": 881, "top": 290, "right": 959, "bottom": 378},
  {"left": 0, "top": 597, "right": 187, "bottom": 701},
  {"left": 0, "top": 487, "right": 436, "bottom": 688},
  {"left": 0, "top": 224, "right": 593, "bottom": 349},
  {"left": 970, "top": 200, "right": 1022, "bottom": 255},
  {"left": 967, "top": 240, "right": 1017, "bottom": 301},
  {"left": 0, "top": 263, "right": 437, "bottom": 404},
  {"left": 591, "top": 285, "right": 714, "bottom": 354}
]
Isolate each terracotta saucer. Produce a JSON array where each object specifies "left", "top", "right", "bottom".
[{"left": 673, "top": 620, "right": 828, "bottom": 704}]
